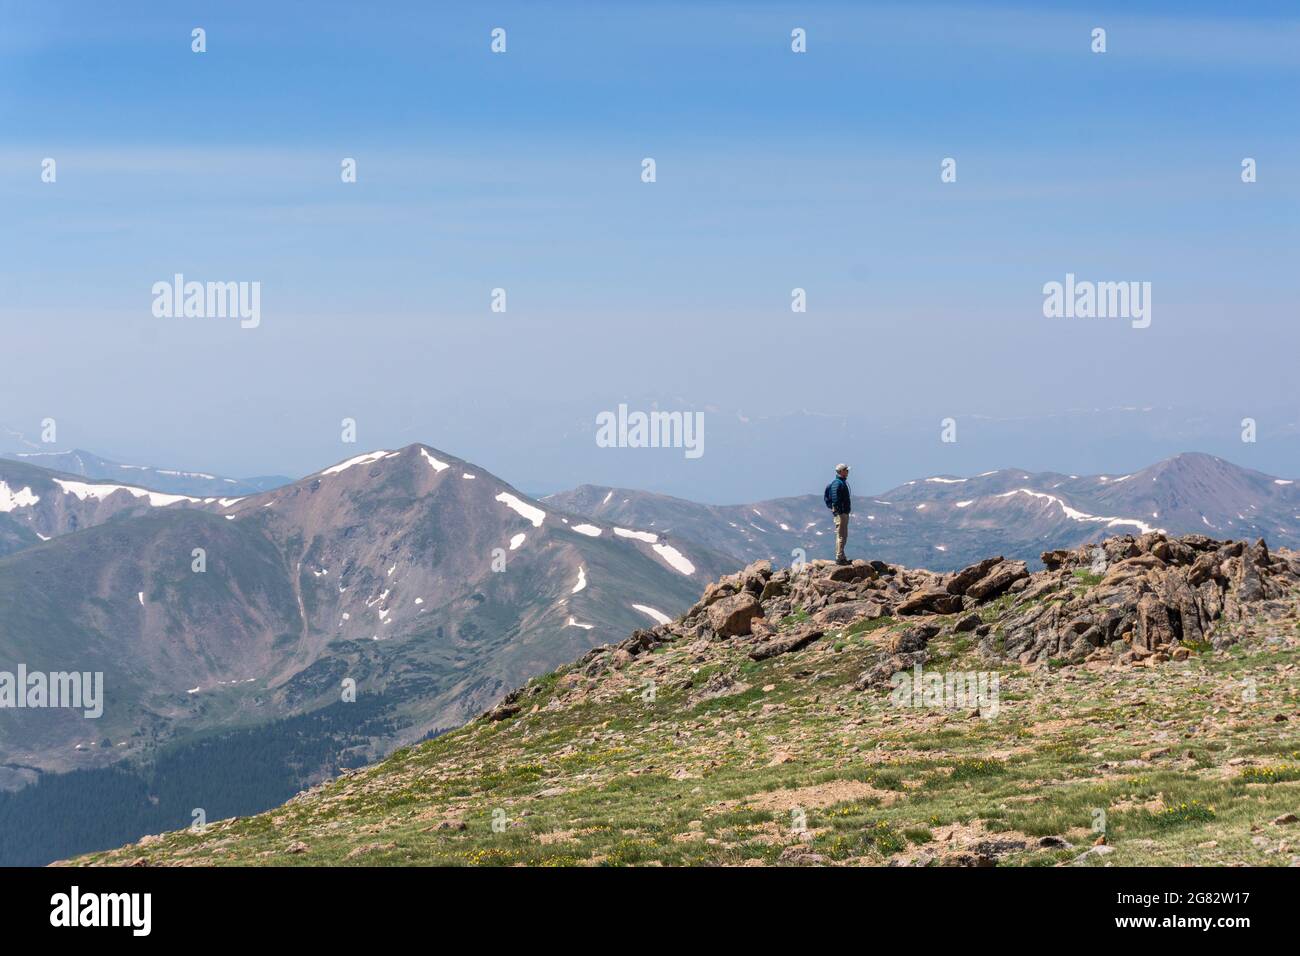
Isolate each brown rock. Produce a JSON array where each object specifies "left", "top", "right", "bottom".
[
  {"left": 486, "top": 703, "right": 522, "bottom": 721},
  {"left": 896, "top": 588, "right": 964, "bottom": 616},
  {"left": 947, "top": 557, "right": 1004, "bottom": 595},
  {"left": 707, "top": 591, "right": 761, "bottom": 637},
  {"left": 778, "top": 845, "right": 827, "bottom": 866},
  {"left": 887, "top": 623, "right": 940, "bottom": 654},
  {"left": 812, "top": 600, "right": 886, "bottom": 627},
  {"left": 966, "top": 560, "right": 1029, "bottom": 601},
  {"left": 1134, "top": 593, "right": 1175, "bottom": 651},
  {"left": 741, "top": 559, "right": 773, "bottom": 593},
  {"left": 829, "top": 559, "right": 878, "bottom": 583},
  {"left": 748, "top": 625, "right": 824, "bottom": 661}
]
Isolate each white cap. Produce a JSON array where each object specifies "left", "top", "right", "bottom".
[{"left": 835, "top": 463, "right": 849, "bottom": 472}]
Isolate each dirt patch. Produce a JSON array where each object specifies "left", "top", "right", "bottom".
[{"left": 728, "top": 779, "right": 898, "bottom": 814}]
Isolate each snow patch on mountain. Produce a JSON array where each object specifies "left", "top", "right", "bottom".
[
  {"left": 653, "top": 543, "right": 695, "bottom": 575},
  {"left": 633, "top": 604, "right": 672, "bottom": 625},
  {"left": 420, "top": 449, "right": 450, "bottom": 473},
  {"left": 0, "top": 482, "right": 39, "bottom": 512},
  {"left": 53, "top": 478, "right": 198, "bottom": 507},
  {"left": 496, "top": 492, "right": 546, "bottom": 527},
  {"left": 321, "top": 451, "right": 396, "bottom": 476},
  {"left": 995, "top": 488, "right": 1162, "bottom": 535}
]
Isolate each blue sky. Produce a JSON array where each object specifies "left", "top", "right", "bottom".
[{"left": 1, "top": 1, "right": 1296, "bottom": 497}]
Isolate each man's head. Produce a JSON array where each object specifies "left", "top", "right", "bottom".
[{"left": 835, "top": 463, "right": 849, "bottom": 478}]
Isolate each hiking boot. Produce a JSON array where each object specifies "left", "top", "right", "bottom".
[{"left": 835, "top": 557, "right": 850, "bottom": 566}]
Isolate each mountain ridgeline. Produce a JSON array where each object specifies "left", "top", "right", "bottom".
[{"left": 548, "top": 453, "right": 1299, "bottom": 572}]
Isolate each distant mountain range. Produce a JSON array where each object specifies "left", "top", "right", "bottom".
[
  {"left": 387, "top": 399, "right": 1300, "bottom": 502},
  {"left": 0, "top": 446, "right": 289, "bottom": 498},
  {"left": 548, "top": 452, "right": 1299, "bottom": 572},
  {"left": 0, "top": 444, "right": 1295, "bottom": 863},
  {"left": 0, "top": 445, "right": 731, "bottom": 786}
]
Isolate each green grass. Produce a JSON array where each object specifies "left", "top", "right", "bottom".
[
  {"left": 1239, "top": 764, "right": 1300, "bottom": 784},
  {"left": 70, "top": 587, "right": 1300, "bottom": 869},
  {"left": 779, "top": 605, "right": 810, "bottom": 627},
  {"left": 1149, "top": 800, "right": 1217, "bottom": 829}
]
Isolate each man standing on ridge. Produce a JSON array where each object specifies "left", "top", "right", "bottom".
[{"left": 824, "top": 463, "right": 852, "bottom": 565}]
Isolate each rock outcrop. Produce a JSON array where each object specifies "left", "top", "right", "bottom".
[
  {"left": 558, "top": 534, "right": 1299, "bottom": 684},
  {"left": 992, "top": 534, "right": 1298, "bottom": 665}
]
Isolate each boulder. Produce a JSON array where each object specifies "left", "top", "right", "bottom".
[
  {"left": 965, "top": 561, "right": 1029, "bottom": 601},
  {"left": 759, "top": 574, "right": 790, "bottom": 602},
  {"left": 707, "top": 591, "right": 762, "bottom": 637},
  {"left": 887, "top": 623, "right": 940, "bottom": 655},
  {"left": 855, "top": 651, "right": 925, "bottom": 691},
  {"left": 1015, "top": 573, "right": 1066, "bottom": 604},
  {"left": 748, "top": 625, "right": 825, "bottom": 661},
  {"left": 946, "top": 557, "right": 1003, "bottom": 595},
  {"left": 896, "top": 588, "right": 964, "bottom": 616},
  {"left": 741, "top": 559, "right": 773, "bottom": 594},
  {"left": 829, "top": 560, "right": 878, "bottom": 583},
  {"left": 812, "top": 601, "right": 886, "bottom": 627},
  {"left": 1040, "top": 549, "right": 1074, "bottom": 571},
  {"left": 486, "top": 702, "right": 521, "bottom": 721}
]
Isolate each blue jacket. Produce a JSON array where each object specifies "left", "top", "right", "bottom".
[{"left": 825, "top": 475, "right": 850, "bottom": 515}]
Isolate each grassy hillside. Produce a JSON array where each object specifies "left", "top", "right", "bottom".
[{"left": 72, "top": 537, "right": 1300, "bottom": 867}]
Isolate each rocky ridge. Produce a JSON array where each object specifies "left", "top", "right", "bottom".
[{"left": 544, "top": 533, "right": 1299, "bottom": 715}]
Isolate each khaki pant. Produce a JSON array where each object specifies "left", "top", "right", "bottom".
[{"left": 834, "top": 513, "right": 849, "bottom": 561}]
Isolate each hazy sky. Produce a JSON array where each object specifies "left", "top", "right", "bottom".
[{"left": 1, "top": 1, "right": 1296, "bottom": 497}]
